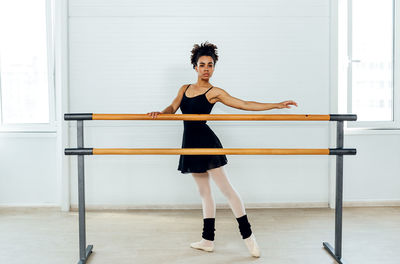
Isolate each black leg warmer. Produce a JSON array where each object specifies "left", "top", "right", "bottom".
[
  {"left": 236, "top": 214, "right": 252, "bottom": 239},
  {"left": 201, "top": 218, "right": 216, "bottom": 241}
]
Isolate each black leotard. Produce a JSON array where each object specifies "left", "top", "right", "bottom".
[{"left": 177, "top": 84, "right": 228, "bottom": 174}]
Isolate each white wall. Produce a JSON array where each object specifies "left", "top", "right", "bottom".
[
  {"left": 67, "top": 0, "right": 332, "bottom": 209},
  {"left": 0, "top": 133, "right": 58, "bottom": 206},
  {"left": 344, "top": 132, "right": 400, "bottom": 204},
  {"left": 0, "top": 0, "right": 399, "bottom": 209}
]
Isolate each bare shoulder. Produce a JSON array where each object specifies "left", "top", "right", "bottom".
[
  {"left": 211, "top": 86, "right": 226, "bottom": 94},
  {"left": 175, "top": 84, "right": 187, "bottom": 94},
  {"left": 180, "top": 83, "right": 190, "bottom": 92},
  {"left": 208, "top": 86, "right": 247, "bottom": 110},
  {"left": 208, "top": 86, "right": 227, "bottom": 103},
  {"left": 169, "top": 84, "right": 189, "bottom": 113}
]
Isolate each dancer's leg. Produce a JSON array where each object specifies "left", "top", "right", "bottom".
[
  {"left": 190, "top": 172, "right": 215, "bottom": 251},
  {"left": 207, "top": 166, "right": 245, "bottom": 218},
  {"left": 208, "top": 166, "right": 260, "bottom": 257},
  {"left": 191, "top": 172, "right": 215, "bottom": 218}
]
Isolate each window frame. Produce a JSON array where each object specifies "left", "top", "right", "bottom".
[
  {"left": 0, "top": 0, "right": 56, "bottom": 133},
  {"left": 346, "top": 0, "right": 400, "bottom": 130}
]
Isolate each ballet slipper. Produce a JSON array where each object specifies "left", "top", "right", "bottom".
[
  {"left": 243, "top": 233, "right": 261, "bottom": 257},
  {"left": 190, "top": 238, "right": 214, "bottom": 252}
]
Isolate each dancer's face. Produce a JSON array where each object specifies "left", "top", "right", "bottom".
[{"left": 195, "top": 56, "right": 215, "bottom": 81}]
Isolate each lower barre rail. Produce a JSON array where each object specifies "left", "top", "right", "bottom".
[{"left": 65, "top": 148, "right": 356, "bottom": 156}]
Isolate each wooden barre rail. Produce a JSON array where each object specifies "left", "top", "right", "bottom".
[
  {"left": 65, "top": 148, "right": 356, "bottom": 155},
  {"left": 64, "top": 113, "right": 357, "bottom": 121}
]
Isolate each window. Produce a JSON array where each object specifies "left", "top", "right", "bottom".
[
  {"left": 344, "top": 0, "right": 399, "bottom": 129},
  {"left": 0, "top": 0, "right": 54, "bottom": 130}
]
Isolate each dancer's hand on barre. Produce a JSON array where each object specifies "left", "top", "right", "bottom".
[
  {"left": 276, "top": 100, "right": 298, "bottom": 109},
  {"left": 147, "top": 111, "right": 162, "bottom": 119}
]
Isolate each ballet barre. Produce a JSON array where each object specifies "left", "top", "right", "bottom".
[{"left": 64, "top": 113, "right": 357, "bottom": 264}]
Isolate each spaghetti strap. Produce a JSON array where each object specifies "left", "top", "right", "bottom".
[
  {"left": 184, "top": 84, "right": 213, "bottom": 97},
  {"left": 204, "top": 86, "right": 213, "bottom": 95},
  {"left": 185, "top": 84, "right": 191, "bottom": 92}
]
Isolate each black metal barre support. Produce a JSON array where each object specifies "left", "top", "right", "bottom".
[
  {"left": 322, "top": 120, "right": 346, "bottom": 263},
  {"left": 65, "top": 113, "right": 93, "bottom": 120},
  {"left": 70, "top": 118, "right": 352, "bottom": 264},
  {"left": 329, "top": 114, "right": 357, "bottom": 121},
  {"left": 76, "top": 120, "right": 93, "bottom": 264}
]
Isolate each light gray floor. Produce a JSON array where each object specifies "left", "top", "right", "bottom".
[{"left": 0, "top": 207, "right": 398, "bottom": 264}]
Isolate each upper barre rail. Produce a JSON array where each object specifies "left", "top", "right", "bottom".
[
  {"left": 64, "top": 148, "right": 356, "bottom": 156},
  {"left": 64, "top": 113, "right": 357, "bottom": 121}
]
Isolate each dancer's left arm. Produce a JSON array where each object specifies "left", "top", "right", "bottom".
[{"left": 214, "top": 87, "right": 298, "bottom": 111}]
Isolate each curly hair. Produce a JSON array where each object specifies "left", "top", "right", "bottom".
[{"left": 190, "top": 41, "right": 219, "bottom": 69}]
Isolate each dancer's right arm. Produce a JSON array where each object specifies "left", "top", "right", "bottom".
[{"left": 147, "top": 84, "right": 186, "bottom": 119}]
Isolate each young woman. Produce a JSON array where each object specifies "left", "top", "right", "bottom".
[{"left": 147, "top": 41, "right": 298, "bottom": 257}]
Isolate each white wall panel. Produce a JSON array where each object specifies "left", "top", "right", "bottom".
[
  {"left": 67, "top": 0, "right": 334, "bottom": 207},
  {"left": 69, "top": 0, "right": 329, "bottom": 17},
  {"left": 0, "top": 134, "right": 58, "bottom": 205}
]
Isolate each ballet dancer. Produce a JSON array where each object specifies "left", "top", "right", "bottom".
[{"left": 147, "top": 41, "right": 298, "bottom": 257}]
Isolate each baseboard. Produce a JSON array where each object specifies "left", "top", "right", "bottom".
[
  {"left": 68, "top": 200, "right": 400, "bottom": 211},
  {"left": 343, "top": 200, "right": 400, "bottom": 207},
  {"left": 1, "top": 200, "right": 399, "bottom": 211},
  {"left": 0, "top": 204, "right": 60, "bottom": 211},
  {"left": 68, "top": 202, "right": 328, "bottom": 211}
]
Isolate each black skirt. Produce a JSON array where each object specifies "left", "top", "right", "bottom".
[{"left": 177, "top": 122, "right": 228, "bottom": 174}]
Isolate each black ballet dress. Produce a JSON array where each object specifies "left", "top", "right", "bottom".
[{"left": 177, "top": 84, "right": 228, "bottom": 174}]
